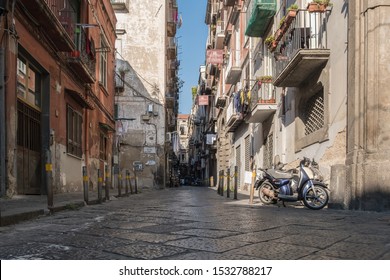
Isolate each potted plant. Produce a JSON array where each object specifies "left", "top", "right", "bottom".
[
  {"left": 274, "top": 28, "right": 283, "bottom": 41},
  {"left": 265, "top": 35, "right": 277, "bottom": 52},
  {"left": 70, "top": 50, "right": 80, "bottom": 58},
  {"left": 307, "top": 0, "right": 331, "bottom": 13},
  {"left": 286, "top": 4, "right": 298, "bottom": 24},
  {"left": 264, "top": 35, "right": 275, "bottom": 47},
  {"left": 258, "top": 75, "right": 273, "bottom": 83}
]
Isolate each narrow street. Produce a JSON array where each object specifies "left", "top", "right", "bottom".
[{"left": 0, "top": 186, "right": 389, "bottom": 260}]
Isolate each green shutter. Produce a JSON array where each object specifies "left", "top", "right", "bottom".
[{"left": 245, "top": 0, "right": 277, "bottom": 38}]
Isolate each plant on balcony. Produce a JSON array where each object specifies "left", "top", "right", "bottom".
[
  {"left": 285, "top": 4, "right": 298, "bottom": 25},
  {"left": 274, "top": 28, "right": 283, "bottom": 41},
  {"left": 307, "top": 0, "right": 331, "bottom": 13},
  {"left": 257, "top": 75, "right": 273, "bottom": 83},
  {"left": 264, "top": 35, "right": 277, "bottom": 52}
]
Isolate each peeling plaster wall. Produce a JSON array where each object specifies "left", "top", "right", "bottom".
[{"left": 115, "top": 0, "right": 167, "bottom": 188}]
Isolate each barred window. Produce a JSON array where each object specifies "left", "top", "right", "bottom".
[
  {"left": 100, "top": 133, "right": 108, "bottom": 161},
  {"left": 303, "top": 89, "right": 324, "bottom": 136},
  {"left": 99, "top": 36, "right": 108, "bottom": 88},
  {"left": 245, "top": 135, "right": 251, "bottom": 171},
  {"left": 67, "top": 106, "right": 83, "bottom": 157},
  {"left": 263, "top": 133, "right": 273, "bottom": 169},
  {"left": 235, "top": 145, "right": 241, "bottom": 189}
]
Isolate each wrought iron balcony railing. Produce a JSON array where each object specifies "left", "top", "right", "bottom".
[{"left": 273, "top": 9, "right": 330, "bottom": 87}]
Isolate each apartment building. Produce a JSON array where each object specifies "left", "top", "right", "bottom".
[
  {"left": 0, "top": 0, "right": 117, "bottom": 197},
  {"left": 198, "top": 0, "right": 390, "bottom": 211},
  {"left": 113, "top": 0, "right": 180, "bottom": 188}
]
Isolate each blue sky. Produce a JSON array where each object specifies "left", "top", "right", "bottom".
[{"left": 177, "top": 0, "right": 208, "bottom": 114}]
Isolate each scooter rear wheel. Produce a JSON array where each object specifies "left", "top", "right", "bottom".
[
  {"left": 303, "top": 184, "right": 329, "bottom": 210},
  {"left": 258, "top": 182, "right": 277, "bottom": 204}
]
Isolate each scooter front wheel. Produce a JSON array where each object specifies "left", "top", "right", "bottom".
[
  {"left": 258, "top": 182, "right": 277, "bottom": 204},
  {"left": 303, "top": 184, "right": 329, "bottom": 210}
]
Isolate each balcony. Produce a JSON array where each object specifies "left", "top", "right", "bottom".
[
  {"left": 110, "top": 0, "right": 129, "bottom": 13},
  {"left": 167, "top": 4, "right": 178, "bottom": 37},
  {"left": 215, "top": 21, "right": 225, "bottom": 49},
  {"left": 216, "top": 96, "right": 227, "bottom": 108},
  {"left": 245, "top": 0, "right": 276, "bottom": 38},
  {"left": 18, "top": 0, "right": 76, "bottom": 51},
  {"left": 167, "top": 38, "right": 177, "bottom": 60},
  {"left": 165, "top": 93, "right": 176, "bottom": 109},
  {"left": 273, "top": 9, "right": 330, "bottom": 87},
  {"left": 67, "top": 27, "right": 96, "bottom": 83},
  {"left": 224, "top": 0, "right": 236, "bottom": 6},
  {"left": 246, "top": 81, "right": 277, "bottom": 123},
  {"left": 226, "top": 98, "right": 244, "bottom": 132},
  {"left": 225, "top": 50, "right": 242, "bottom": 85}
]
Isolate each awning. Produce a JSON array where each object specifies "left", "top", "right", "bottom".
[{"left": 245, "top": 0, "right": 276, "bottom": 38}]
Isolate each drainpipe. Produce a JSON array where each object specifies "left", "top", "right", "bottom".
[{"left": 0, "top": 48, "right": 5, "bottom": 196}]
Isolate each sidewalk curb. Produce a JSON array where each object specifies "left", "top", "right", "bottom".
[{"left": 0, "top": 209, "right": 45, "bottom": 227}]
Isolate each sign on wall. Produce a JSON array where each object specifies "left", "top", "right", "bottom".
[{"left": 206, "top": 49, "right": 224, "bottom": 65}]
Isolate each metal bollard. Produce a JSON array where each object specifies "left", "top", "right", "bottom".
[
  {"left": 105, "top": 165, "right": 110, "bottom": 201},
  {"left": 129, "top": 170, "right": 134, "bottom": 194},
  {"left": 82, "top": 166, "right": 89, "bottom": 203},
  {"left": 221, "top": 170, "right": 224, "bottom": 196},
  {"left": 134, "top": 170, "right": 138, "bottom": 194},
  {"left": 98, "top": 169, "right": 103, "bottom": 203},
  {"left": 46, "top": 150, "right": 54, "bottom": 210},
  {"left": 234, "top": 166, "right": 238, "bottom": 200},
  {"left": 227, "top": 168, "right": 230, "bottom": 198},
  {"left": 125, "top": 170, "right": 129, "bottom": 195},
  {"left": 118, "top": 172, "right": 122, "bottom": 197}
]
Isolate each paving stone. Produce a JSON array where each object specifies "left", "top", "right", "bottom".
[
  {"left": 108, "top": 243, "right": 188, "bottom": 259},
  {"left": 110, "top": 231, "right": 188, "bottom": 243},
  {"left": 172, "top": 228, "right": 239, "bottom": 239},
  {"left": 227, "top": 241, "right": 318, "bottom": 259},
  {"left": 135, "top": 224, "right": 191, "bottom": 233},
  {"left": 317, "top": 241, "right": 387, "bottom": 259},
  {"left": 165, "top": 237, "right": 251, "bottom": 253}
]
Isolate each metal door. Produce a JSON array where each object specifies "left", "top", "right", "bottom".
[{"left": 17, "top": 101, "right": 41, "bottom": 194}]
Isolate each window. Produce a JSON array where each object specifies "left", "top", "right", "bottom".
[
  {"left": 17, "top": 56, "right": 42, "bottom": 109},
  {"left": 100, "top": 133, "right": 108, "bottom": 161},
  {"left": 245, "top": 135, "right": 251, "bottom": 171},
  {"left": 263, "top": 133, "right": 273, "bottom": 169},
  {"left": 67, "top": 106, "right": 83, "bottom": 157},
  {"left": 302, "top": 89, "right": 324, "bottom": 136},
  {"left": 99, "top": 36, "right": 108, "bottom": 88},
  {"left": 180, "top": 125, "right": 185, "bottom": 135}
]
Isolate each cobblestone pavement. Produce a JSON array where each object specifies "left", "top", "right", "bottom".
[{"left": 0, "top": 186, "right": 389, "bottom": 260}]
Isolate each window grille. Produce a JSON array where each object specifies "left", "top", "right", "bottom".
[
  {"left": 99, "top": 36, "right": 108, "bottom": 88},
  {"left": 263, "top": 133, "right": 273, "bottom": 169},
  {"left": 235, "top": 145, "right": 241, "bottom": 189},
  {"left": 17, "top": 101, "right": 41, "bottom": 152},
  {"left": 245, "top": 135, "right": 250, "bottom": 171},
  {"left": 100, "top": 133, "right": 108, "bottom": 161},
  {"left": 67, "top": 105, "right": 83, "bottom": 157},
  {"left": 303, "top": 89, "right": 324, "bottom": 135}
]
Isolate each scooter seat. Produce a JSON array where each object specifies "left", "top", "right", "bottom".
[{"left": 267, "top": 169, "right": 293, "bottom": 179}]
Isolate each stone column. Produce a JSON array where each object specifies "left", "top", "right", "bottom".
[{"left": 346, "top": 0, "right": 390, "bottom": 211}]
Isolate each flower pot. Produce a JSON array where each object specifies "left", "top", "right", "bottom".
[
  {"left": 307, "top": 3, "right": 326, "bottom": 13},
  {"left": 70, "top": 50, "right": 80, "bottom": 58},
  {"left": 269, "top": 41, "right": 278, "bottom": 52},
  {"left": 285, "top": 10, "right": 297, "bottom": 25},
  {"left": 274, "top": 29, "right": 283, "bottom": 41}
]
